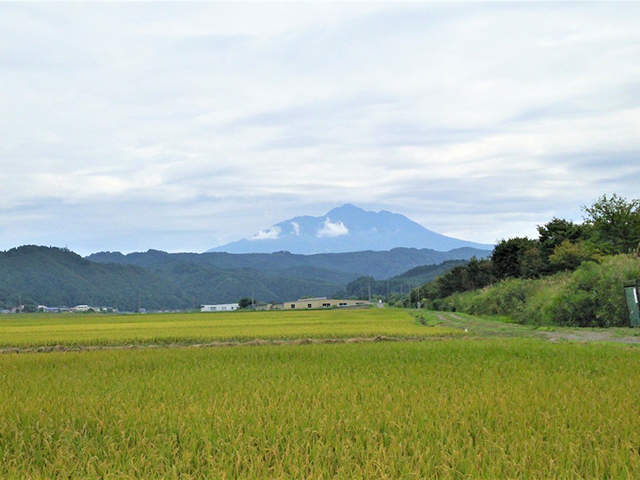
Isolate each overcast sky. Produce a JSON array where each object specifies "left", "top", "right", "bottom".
[{"left": 1, "top": 2, "right": 639, "bottom": 255}]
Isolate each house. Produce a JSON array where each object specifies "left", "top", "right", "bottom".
[{"left": 201, "top": 303, "right": 240, "bottom": 312}]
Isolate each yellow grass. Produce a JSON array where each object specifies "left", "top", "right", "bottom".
[{"left": 0, "top": 308, "right": 458, "bottom": 348}]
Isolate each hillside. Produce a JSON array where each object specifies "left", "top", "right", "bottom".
[
  {"left": 0, "top": 246, "right": 192, "bottom": 311},
  {"left": 0, "top": 245, "right": 491, "bottom": 310},
  {"left": 345, "top": 260, "right": 469, "bottom": 299},
  {"left": 89, "top": 246, "right": 489, "bottom": 280},
  {"left": 208, "top": 204, "right": 493, "bottom": 254}
]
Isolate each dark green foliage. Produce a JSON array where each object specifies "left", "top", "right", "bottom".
[
  {"left": 491, "top": 237, "right": 540, "bottom": 280},
  {"left": 537, "top": 218, "right": 588, "bottom": 262},
  {"left": 420, "top": 257, "right": 494, "bottom": 303},
  {"left": 0, "top": 246, "right": 193, "bottom": 311},
  {"left": 435, "top": 255, "right": 640, "bottom": 327},
  {"left": 88, "top": 247, "right": 490, "bottom": 281},
  {"left": 582, "top": 194, "right": 640, "bottom": 254},
  {"left": 0, "top": 246, "right": 485, "bottom": 310},
  {"left": 345, "top": 260, "right": 468, "bottom": 299},
  {"left": 238, "top": 297, "right": 252, "bottom": 309},
  {"left": 417, "top": 195, "right": 640, "bottom": 327}
]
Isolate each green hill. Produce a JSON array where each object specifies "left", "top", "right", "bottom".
[{"left": 0, "top": 245, "right": 490, "bottom": 310}]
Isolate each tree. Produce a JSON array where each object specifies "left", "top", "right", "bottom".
[
  {"left": 491, "top": 237, "right": 540, "bottom": 280},
  {"left": 583, "top": 194, "right": 640, "bottom": 254},
  {"left": 548, "top": 240, "right": 602, "bottom": 271},
  {"left": 537, "top": 218, "right": 587, "bottom": 260},
  {"left": 238, "top": 297, "right": 252, "bottom": 309}
]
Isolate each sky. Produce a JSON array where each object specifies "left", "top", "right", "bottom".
[{"left": 1, "top": 2, "right": 639, "bottom": 256}]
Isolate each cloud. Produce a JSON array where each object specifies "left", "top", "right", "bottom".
[
  {"left": 0, "top": 3, "right": 639, "bottom": 254},
  {"left": 249, "top": 226, "right": 281, "bottom": 241},
  {"left": 291, "top": 221, "right": 301, "bottom": 235},
  {"left": 316, "top": 218, "right": 349, "bottom": 238}
]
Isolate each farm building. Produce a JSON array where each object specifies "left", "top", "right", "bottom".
[
  {"left": 259, "top": 297, "right": 371, "bottom": 310},
  {"left": 201, "top": 303, "right": 239, "bottom": 312}
]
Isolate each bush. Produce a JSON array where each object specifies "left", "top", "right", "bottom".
[
  {"left": 437, "top": 254, "right": 640, "bottom": 327},
  {"left": 550, "top": 255, "right": 640, "bottom": 327}
]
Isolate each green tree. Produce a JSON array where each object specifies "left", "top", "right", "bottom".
[
  {"left": 491, "top": 237, "right": 540, "bottom": 280},
  {"left": 583, "top": 194, "right": 640, "bottom": 254},
  {"left": 548, "top": 240, "right": 602, "bottom": 271},
  {"left": 537, "top": 218, "right": 587, "bottom": 262},
  {"left": 238, "top": 297, "right": 252, "bottom": 309}
]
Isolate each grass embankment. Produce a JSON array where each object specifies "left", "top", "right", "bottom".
[
  {"left": 0, "top": 308, "right": 459, "bottom": 349},
  {"left": 2, "top": 340, "right": 640, "bottom": 479},
  {"left": 436, "top": 254, "right": 640, "bottom": 327}
]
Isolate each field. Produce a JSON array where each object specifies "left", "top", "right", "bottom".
[
  {"left": 2, "top": 309, "right": 640, "bottom": 478},
  {"left": 0, "top": 309, "right": 458, "bottom": 349}
]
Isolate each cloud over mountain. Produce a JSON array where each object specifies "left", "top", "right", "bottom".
[
  {"left": 208, "top": 204, "right": 492, "bottom": 254},
  {"left": 317, "top": 219, "right": 349, "bottom": 238}
]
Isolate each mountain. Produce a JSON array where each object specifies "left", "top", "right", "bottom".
[
  {"left": 344, "top": 259, "right": 470, "bottom": 299},
  {"left": 89, "top": 246, "right": 491, "bottom": 282},
  {"left": 207, "top": 204, "right": 493, "bottom": 254},
  {"left": 0, "top": 246, "right": 193, "bottom": 311},
  {"left": 0, "top": 245, "right": 491, "bottom": 310}
]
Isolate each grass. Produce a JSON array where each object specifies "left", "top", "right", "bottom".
[
  {"left": 0, "top": 308, "right": 460, "bottom": 348},
  {"left": 2, "top": 339, "right": 640, "bottom": 478}
]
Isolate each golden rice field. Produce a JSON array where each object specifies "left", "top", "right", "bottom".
[
  {"left": 1, "top": 309, "right": 640, "bottom": 478},
  {"left": 2, "top": 339, "right": 640, "bottom": 478},
  {"left": 0, "top": 308, "right": 457, "bottom": 348}
]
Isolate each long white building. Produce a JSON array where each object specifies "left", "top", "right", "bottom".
[{"left": 200, "top": 303, "right": 239, "bottom": 312}]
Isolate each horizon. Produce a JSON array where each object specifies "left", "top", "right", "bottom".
[{"left": 1, "top": 3, "right": 639, "bottom": 255}]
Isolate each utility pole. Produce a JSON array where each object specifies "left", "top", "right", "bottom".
[
  {"left": 368, "top": 280, "right": 371, "bottom": 303},
  {"left": 386, "top": 280, "right": 390, "bottom": 304},
  {"left": 251, "top": 288, "right": 255, "bottom": 310}
]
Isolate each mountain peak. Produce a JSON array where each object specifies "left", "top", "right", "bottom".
[
  {"left": 327, "top": 203, "right": 364, "bottom": 215},
  {"left": 207, "top": 205, "right": 493, "bottom": 254}
]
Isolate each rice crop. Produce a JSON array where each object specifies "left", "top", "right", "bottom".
[
  {"left": 1, "top": 339, "right": 639, "bottom": 479},
  {"left": 0, "top": 309, "right": 457, "bottom": 348}
]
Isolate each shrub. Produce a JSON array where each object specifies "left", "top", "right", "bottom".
[{"left": 439, "top": 255, "right": 640, "bottom": 327}]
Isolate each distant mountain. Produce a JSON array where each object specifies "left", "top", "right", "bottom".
[
  {"left": 0, "top": 245, "right": 492, "bottom": 310},
  {"left": 207, "top": 204, "right": 493, "bottom": 254},
  {"left": 344, "top": 260, "right": 470, "bottom": 299},
  {"left": 89, "top": 246, "right": 491, "bottom": 282},
  {"left": 0, "top": 246, "right": 193, "bottom": 311}
]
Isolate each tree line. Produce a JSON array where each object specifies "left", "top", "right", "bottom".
[{"left": 415, "top": 194, "right": 640, "bottom": 305}]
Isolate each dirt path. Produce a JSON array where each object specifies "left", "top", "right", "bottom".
[{"left": 435, "top": 312, "right": 640, "bottom": 344}]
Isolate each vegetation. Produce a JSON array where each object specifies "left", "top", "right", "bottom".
[
  {"left": 0, "top": 246, "right": 192, "bottom": 311},
  {"left": 2, "top": 338, "right": 640, "bottom": 478},
  {"left": 418, "top": 194, "right": 640, "bottom": 326},
  {"left": 0, "top": 308, "right": 458, "bottom": 349},
  {"left": 344, "top": 260, "right": 468, "bottom": 300},
  {"left": 0, "top": 246, "right": 489, "bottom": 310}
]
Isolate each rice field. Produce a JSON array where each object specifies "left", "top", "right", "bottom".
[
  {"left": 1, "top": 339, "right": 640, "bottom": 478},
  {"left": 0, "top": 308, "right": 457, "bottom": 349},
  {"left": 2, "top": 309, "right": 640, "bottom": 478}
]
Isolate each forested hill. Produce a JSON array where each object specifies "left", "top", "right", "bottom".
[
  {"left": 88, "top": 246, "right": 490, "bottom": 280},
  {"left": 0, "top": 246, "right": 192, "bottom": 311},
  {"left": 0, "top": 245, "right": 489, "bottom": 310}
]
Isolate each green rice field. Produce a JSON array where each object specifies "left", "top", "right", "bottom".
[{"left": 1, "top": 309, "right": 640, "bottom": 478}]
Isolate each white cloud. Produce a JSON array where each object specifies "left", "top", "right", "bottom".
[
  {"left": 291, "top": 221, "right": 301, "bottom": 236},
  {"left": 316, "top": 218, "right": 349, "bottom": 238},
  {"left": 0, "top": 3, "right": 639, "bottom": 253},
  {"left": 249, "top": 226, "right": 281, "bottom": 241}
]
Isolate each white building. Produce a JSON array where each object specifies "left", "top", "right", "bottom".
[{"left": 201, "top": 303, "right": 239, "bottom": 312}]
